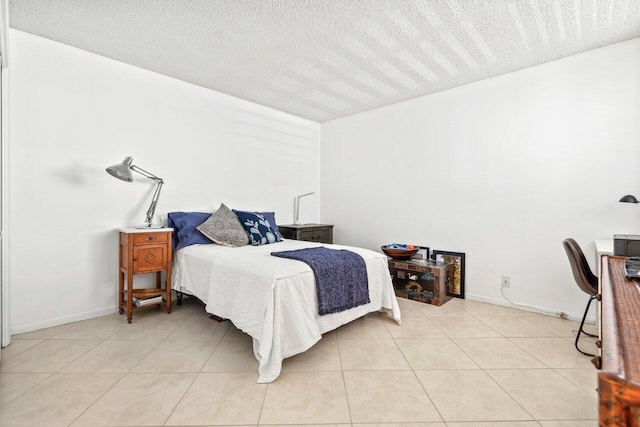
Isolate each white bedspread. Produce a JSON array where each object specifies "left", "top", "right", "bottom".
[{"left": 172, "top": 239, "right": 401, "bottom": 383}]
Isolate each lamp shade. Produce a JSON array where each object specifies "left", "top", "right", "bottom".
[
  {"left": 619, "top": 195, "right": 639, "bottom": 204},
  {"left": 106, "top": 156, "right": 134, "bottom": 182}
]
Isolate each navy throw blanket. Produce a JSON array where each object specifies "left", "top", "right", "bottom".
[{"left": 271, "top": 247, "right": 370, "bottom": 315}]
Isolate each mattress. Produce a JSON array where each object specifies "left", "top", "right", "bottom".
[{"left": 172, "top": 239, "right": 401, "bottom": 382}]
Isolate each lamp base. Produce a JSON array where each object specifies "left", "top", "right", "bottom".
[{"left": 135, "top": 224, "right": 164, "bottom": 229}]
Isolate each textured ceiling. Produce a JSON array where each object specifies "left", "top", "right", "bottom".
[{"left": 9, "top": 0, "right": 640, "bottom": 122}]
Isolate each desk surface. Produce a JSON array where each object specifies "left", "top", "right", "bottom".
[{"left": 599, "top": 255, "right": 640, "bottom": 425}]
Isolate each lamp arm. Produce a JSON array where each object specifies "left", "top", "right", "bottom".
[
  {"left": 144, "top": 180, "right": 163, "bottom": 227},
  {"left": 130, "top": 164, "right": 162, "bottom": 182},
  {"left": 294, "top": 192, "right": 315, "bottom": 225},
  {"left": 129, "top": 165, "right": 164, "bottom": 227}
]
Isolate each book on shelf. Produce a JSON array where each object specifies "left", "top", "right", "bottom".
[{"left": 132, "top": 295, "right": 163, "bottom": 307}]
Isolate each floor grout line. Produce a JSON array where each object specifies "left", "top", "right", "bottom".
[
  {"left": 161, "top": 371, "right": 199, "bottom": 426},
  {"left": 255, "top": 371, "right": 269, "bottom": 425},
  {"left": 0, "top": 372, "right": 52, "bottom": 409},
  {"left": 408, "top": 357, "right": 446, "bottom": 423},
  {"left": 335, "top": 333, "right": 354, "bottom": 425},
  {"left": 505, "top": 336, "right": 554, "bottom": 369},
  {"left": 64, "top": 371, "right": 127, "bottom": 427}
]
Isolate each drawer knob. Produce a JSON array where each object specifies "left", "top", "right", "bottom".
[{"left": 148, "top": 235, "right": 157, "bottom": 240}]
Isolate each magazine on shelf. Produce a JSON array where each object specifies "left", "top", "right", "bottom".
[{"left": 132, "top": 295, "right": 163, "bottom": 307}]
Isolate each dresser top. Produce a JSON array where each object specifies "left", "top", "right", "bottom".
[{"left": 118, "top": 227, "right": 173, "bottom": 233}]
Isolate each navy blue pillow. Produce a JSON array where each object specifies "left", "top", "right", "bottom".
[
  {"left": 232, "top": 210, "right": 283, "bottom": 246},
  {"left": 167, "top": 212, "right": 213, "bottom": 250},
  {"left": 259, "top": 212, "right": 283, "bottom": 240}
]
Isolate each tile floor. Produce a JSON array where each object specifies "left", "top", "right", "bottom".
[{"left": 0, "top": 296, "right": 599, "bottom": 427}]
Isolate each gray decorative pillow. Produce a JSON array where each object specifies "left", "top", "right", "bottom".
[{"left": 196, "top": 203, "right": 249, "bottom": 247}]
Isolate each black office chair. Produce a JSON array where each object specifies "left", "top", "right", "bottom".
[{"left": 562, "top": 238, "right": 599, "bottom": 357}]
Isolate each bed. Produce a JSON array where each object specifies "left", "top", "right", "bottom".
[{"left": 172, "top": 239, "right": 401, "bottom": 383}]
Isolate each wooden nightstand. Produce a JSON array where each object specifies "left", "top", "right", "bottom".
[
  {"left": 119, "top": 228, "right": 173, "bottom": 323},
  {"left": 279, "top": 224, "right": 334, "bottom": 244}
]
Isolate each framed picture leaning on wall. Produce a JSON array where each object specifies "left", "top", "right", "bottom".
[
  {"left": 411, "top": 246, "right": 430, "bottom": 262},
  {"left": 432, "top": 250, "right": 465, "bottom": 299}
]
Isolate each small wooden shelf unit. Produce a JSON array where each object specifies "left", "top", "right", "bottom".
[{"left": 388, "top": 258, "right": 453, "bottom": 306}]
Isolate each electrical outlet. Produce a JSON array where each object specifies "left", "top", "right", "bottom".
[{"left": 501, "top": 275, "right": 511, "bottom": 288}]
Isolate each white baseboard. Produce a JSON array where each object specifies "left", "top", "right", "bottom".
[
  {"left": 465, "top": 293, "right": 596, "bottom": 324},
  {"left": 9, "top": 293, "right": 592, "bottom": 336},
  {"left": 10, "top": 306, "right": 119, "bottom": 335}
]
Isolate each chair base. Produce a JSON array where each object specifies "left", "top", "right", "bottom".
[{"left": 575, "top": 294, "right": 598, "bottom": 357}]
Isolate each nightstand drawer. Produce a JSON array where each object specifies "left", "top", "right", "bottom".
[
  {"left": 133, "top": 232, "right": 168, "bottom": 245},
  {"left": 279, "top": 224, "right": 334, "bottom": 244},
  {"left": 299, "top": 229, "right": 331, "bottom": 242}
]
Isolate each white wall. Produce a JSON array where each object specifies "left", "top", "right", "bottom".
[
  {"left": 322, "top": 38, "right": 640, "bottom": 320},
  {"left": 9, "top": 30, "right": 321, "bottom": 333}
]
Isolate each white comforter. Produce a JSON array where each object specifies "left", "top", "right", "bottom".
[{"left": 172, "top": 239, "right": 401, "bottom": 383}]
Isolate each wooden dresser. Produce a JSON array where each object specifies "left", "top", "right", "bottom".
[
  {"left": 598, "top": 255, "right": 640, "bottom": 426},
  {"left": 388, "top": 258, "right": 453, "bottom": 306},
  {"left": 279, "top": 224, "right": 334, "bottom": 244}
]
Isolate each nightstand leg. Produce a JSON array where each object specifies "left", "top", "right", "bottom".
[
  {"left": 166, "top": 270, "right": 172, "bottom": 314},
  {"left": 156, "top": 271, "right": 161, "bottom": 288},
  {"left": 118, "top": 271, "right": 124, "bottom": 315},
  {"left": 127, "top": 272, "right": 133, "bottom": 323}
]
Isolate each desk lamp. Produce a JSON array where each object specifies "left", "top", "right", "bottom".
[
  {"left": 106, "top": 156, "right": 164, "bottom": 228},
  {"left": 619, "top": 195, "right": 639, "bottom": 204},
  {"left": 294, "top": 192, "right": 314, "bottom": 225}
]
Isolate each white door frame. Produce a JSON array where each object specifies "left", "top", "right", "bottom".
[
  {"left": 1, "top": 66, "right": 8, "bottom": 348},
  {"left": 0, "top": 0, "right": 9, "bottom": 348}
]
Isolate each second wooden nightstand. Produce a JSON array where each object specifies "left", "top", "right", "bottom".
[
  {"left": 279, "top": 224, "right": 334, "bottom": 244},
  {"left": 119, "top": 227, "right": 173, "bottom": 323}
]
